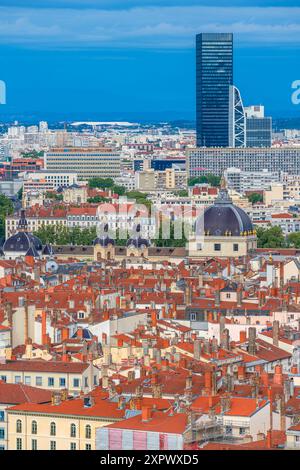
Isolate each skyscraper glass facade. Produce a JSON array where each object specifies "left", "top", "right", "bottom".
[{"left": 196, "top": 33, "right": 233, "bottom": 148}]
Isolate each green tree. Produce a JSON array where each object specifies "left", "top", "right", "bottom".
[
  {"left": 112, "top": 185, "right": 126, "bottom": 196},
  {"left": 177, "top": 190, "right": 188, "bottom": 197},
  {"left": 188, "top": 174, "right": 221, "bottom": 187},
  {"left": 256, "top": 226, "right": 285, "bottom": 248},
  {"left": 17, "top": 187, "right": 23, "bottom": 201},
  {"left": 248, "top": 193, "right": 263, "bottom": 205},
  {"left": 0, "top": 194, "right": 14, "bottom": 238},
  {"left": 287, "top": 232, "right": 300, "bottom": 248},
  {"left": 87, "top": 195, "right": 108, "bottom": 204},
  {"left": 88, "top": 178, "right": 114, "bottom": 189}
]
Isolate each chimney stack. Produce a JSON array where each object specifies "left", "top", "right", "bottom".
[
  {"left": 248, "top": 327, "right": 256, "bottom": 355},
  {"left": 272, "top": 320, "right": 280, "bottom": 347}
]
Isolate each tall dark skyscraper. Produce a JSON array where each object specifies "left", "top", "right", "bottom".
[{"left": 196, "top": 33, "right": 233, "bottom": 147}]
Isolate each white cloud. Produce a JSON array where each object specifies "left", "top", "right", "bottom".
[{"left": 0, "top": 5, "right": 299, "bottom": 49}]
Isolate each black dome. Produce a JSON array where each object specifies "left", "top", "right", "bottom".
[
  {"left": 3, "top": 232, "right": 43, "bottom": 253},
  {"left": 196, "top": 188, "right": 253, "bottom": 237},
  {"left": 93, "top": 236, "right": 115, "bottom": 247},
  {"left": 93, "top": 222, "right": 115, "bottom": 247},
  {"left": 126, "top": 237, "right": 150, "bottom": 248}
]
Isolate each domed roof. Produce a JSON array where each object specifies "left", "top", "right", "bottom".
[
  {"left": 3, "top": 210, "right": 42, "bottom": 255},
  {"left": 93, "top": 223, "right": 115, "bottom": 247},
  {"left": 196, "top": 187, "right": 253, "bottom": 237},
  {"left": 126, "top": 237, "right": 150, "bottom": 249},
  {"left": 3, "top": 232, "right": 43, "bottom": 253},
  {"left": 127, "top": 223, "right": 150, "bottom": 249}
]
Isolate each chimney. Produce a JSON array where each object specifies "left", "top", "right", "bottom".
[
  {"left": 219, "top": 315, "right": 225, "bottom": 337},
  {"left": 204, "top": 370, "right": 212, "bottom": 395},
  {"left": 185, "top": 373, "right": 193, "bottom": 391},
  {"left": 141, "top": 406, "right": 152, "bottom": 422},
  {"left": 51, "top": 391, "right": 62, "bottom": 406},
  {"left": 25, "top": 338, "right": 33, "bottom": 359},
  {"left": 215, "top": 289, "right": 220, "bottom": 308},
  {"left": 185, "top": 285, "right": 192, "bottom": 306},
  {"left": 144, "top": 355, "right": 151, "bottom": 367},
  {"left": 61, "top": 328, "right": 69, "bottom": 341},
  {"left": 239, "top": 330, "right": 247, "bottom": 343},
  {"left": 272, "top": 320, "right": 280, "bottom": 347},
  {"left": 266, "top": 430, "right": 272, "bottom": 449},
  {"left": 128, "top": 370, "right": 135, "bottom": 382},
  {"left": 261, "top": 370, "right": 269, "bottom": 387},
  {"left": 221, "top": 329, "right": 230, "bottom": 350},
  {"left": 198, "top": 270, "right": 203, "bottom": 288},
  {"left": 211, "top": 337, "right": 218, "bottom": 353},
  {"left": 151, "top": 310, "right": 157, "bottom": 327},
  {"left": 237, "top": 365, "right": 246, "bottom": 380},
  {"left": 220, "top": 395, "right": 231, "bottom": 413},
  {"left": 248, "top": 327, "right": 256, "bottom": 355},
  {"left": 279, "top": 262, "right": 284, "bottom": 288},
  {"left": 24, "top": 300, "right": 29, "bottom": 344},
  {"left": 237, "top": 285, "right": 243, "bottom": 308},
  {"left": 273, "top": 365, "right": 283, "bottom": 386},
  {"left": 194, "top": 339, "right": 201, "bottom": 361}
]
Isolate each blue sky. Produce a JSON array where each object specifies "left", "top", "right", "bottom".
[{"left": 0, "top": 0, "right": 300, "bottom": 120}]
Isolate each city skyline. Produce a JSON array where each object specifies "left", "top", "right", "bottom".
[{"left": 0, "top": 0, "right": 299, "bottom": 120}]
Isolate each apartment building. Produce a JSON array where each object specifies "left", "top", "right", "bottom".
[
  {"left": 224, "top": 167, "right": 280, "bottom": 194},
  {"left": 6, "top": 391, "right": 124, "bottom": 450},
  {"left": 45, "top": 148, "right": 120, "bottom": 180},
  {"left": 0, "top": 381, "right": 51, "bottom": 450},
  {"left": 0, "top": 361, "right": 98, "bottom": 395},
  {"left": 187, "top": 148, "right": 300, "bottom": 178},
  {"left": 23, "top": 170, "right": 79, "bottom": 190},
  {"left": 135, "top": 168, "right": 187, "bottom": 191}
]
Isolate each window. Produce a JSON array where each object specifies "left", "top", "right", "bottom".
[
  {"left": 84, "top": 377, "right": 88, "bottom": 388},
  {"left": 93, "top": 375, "right": 97, "bottom": 386},
  {"left": 239, "top": 427, "right": 246, "bottom": 435},
  {"left": 32, "top": 439, "right": 37, "bottom": 450},
  {"left": 190, "top": 313, "right": 196, "bottom": 321},
  {"left": 214, "top": 243, "right": 221, "bottom": 251},
  {"left": 85, "top": 444, "right": 92, "bottom": 450},
  {"left": 16, "top": 438, "right": 22, "bottom": 450},
  {"left": 70, "top": 423, "right": 76, "bottom": 438},
  {"left": 0, "top": 412, "right": 4, "bottom": 422},
  {"left": 48, "top": 377, "right": 54, "bottom": 387},
  {"left": 50, "top": 440, "right": 56, "bottom": 450},
  {"left": 14, "top": 376, "right": 21, "bottom": 384},
  {"left": 70, "top": 442, "right": 76, "bottom": 450},
  {"left": 50, "top": 422, "right": 56, "bottom": 436},
  {"left": 31, "top": 421, "right": 37, "bottom": 435},
  {"left": 225, "top": 425, "right": 232, "bottom": 435},
  {"left": 85, "top": 425, "right": 91, "bottom": 439},
  {"left": 36, "top": 377, "right": 42, "bottom": 386},
  {"left": 24, "top": 376, "right": 31, "bottom": 385},
  {"left": 233, "top": 243, "right": 239, "bottom": 252},
  {"left": 73, "top": 379, "right": 80, "bottom": 388},
  {"left": 0, "top": 428, "right": 4, "bottom": 440},
  {"left": 59, "top": 378, "right": 66, "bottom": 387},
  {"left": 0, "top": 376, "right": 6, "bottom": 383},
  {"left": 16, "top": 420, "right": 22, "bottom": 433}
]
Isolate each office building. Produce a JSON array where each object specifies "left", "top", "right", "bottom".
[
  {"left": 45, "top": 148, "right": 120, "bottom": 181},
  {"left": 224, "top": 167, "right": 280, "bottom": 193},
  {"left": 23, "top": 170, "right": 79, "bottom": 191},
  {"left": 135, "top": 168, "right": 187, "bottom": 192},
  {"left": 196, "top": 33, "right": 233, "bottom": 147},
  {"left": 188, "top": 147, "right": 300, "bottom": 178},
  {"left": 245, "top": 106, "right": 272, "bottom": 148}
]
